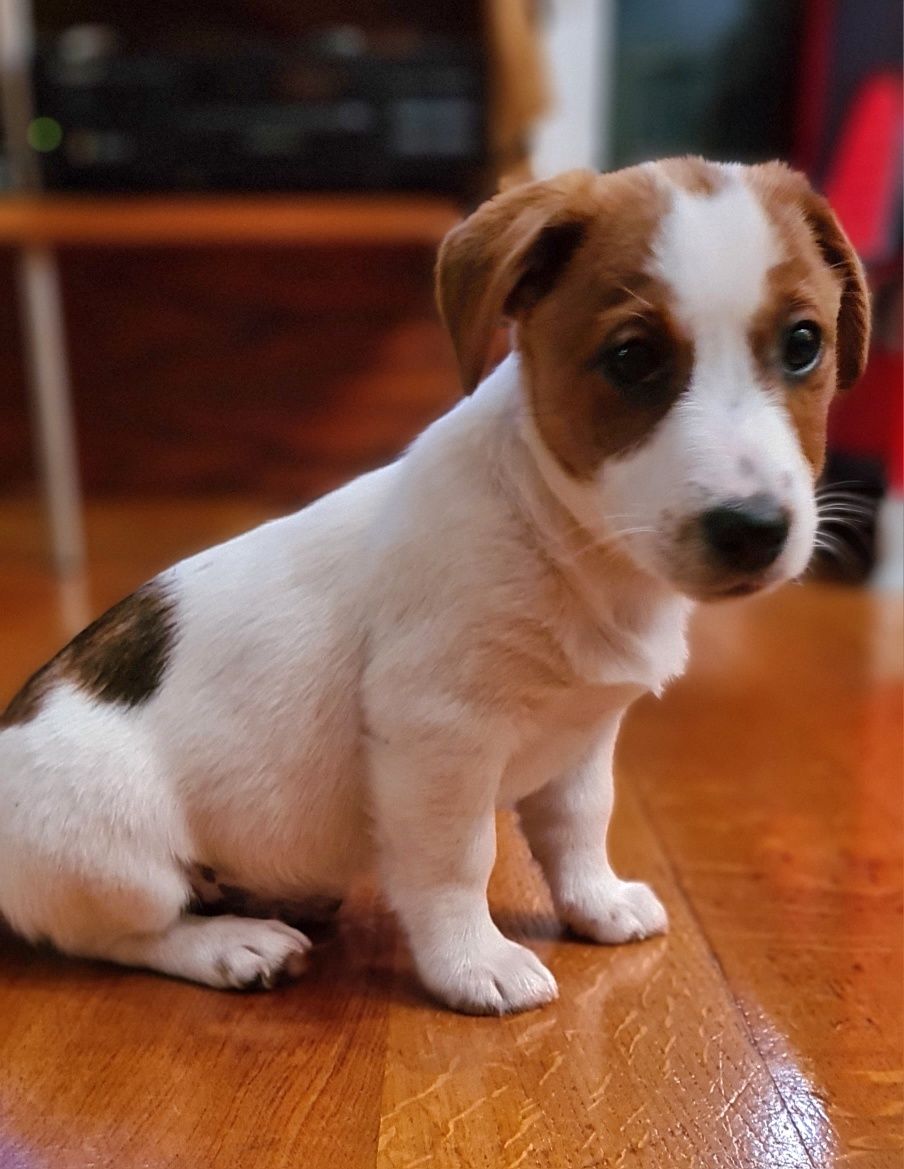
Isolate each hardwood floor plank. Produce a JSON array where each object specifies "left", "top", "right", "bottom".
[
  {"left": 377, "top": 805, "right": 816, "bottom": 1169},
  {"left": 622, "top": 586, "right": 903, "bottom": 1167},
  {"left": 0, "top": 502, "right": 396, "bottom": 1168},
  {"left": 0, "top": 888, "right": 392, "bottom": 1169},
  {"left": 0, "top": 500, "right": 899, "bottom": 1168}
]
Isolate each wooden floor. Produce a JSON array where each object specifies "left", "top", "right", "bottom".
[{"left": 0, "top": 498, "right": 901, "bottom": 1169}]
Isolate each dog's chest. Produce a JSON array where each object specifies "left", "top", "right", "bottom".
[
  {"left": 494, "top": 599, "right": 688, "bottom": 803},
  {"left": 498, "top": 680, "right": 642, "bottom": 803}
]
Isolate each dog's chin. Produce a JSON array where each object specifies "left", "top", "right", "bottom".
[
  {"left": 610, "top": 533, "right": 804, "bottom": 604},
  {"left": 697, "top": 579, "right": 774, "bottom": 602},
  {"left": 642, "top": 531, "right": 815, "bottom": 603},
  {"left": 669, "top": 570, "right": 787, "bottom": 603}
]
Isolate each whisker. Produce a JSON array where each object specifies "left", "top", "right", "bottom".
[
  {"left": 814, "top": 481, "right": 870, "bottom": 496},
  {"left": 815, "top": 490, "right": 876, "bottom": 505},
  {"left": 817, "top": 505, "right": 875, "bottom": 520},
  {"left": 817, "top": 496, "right": 876, "bottom": 507},
  {"left": 616, "top": 284, "right": 655, "bottom": 311},
  {"left": 554, "top": 526, "right": 658, "bottom": 567},
  {"left": 811, "top": 534, "right": 858, "bottom": 567}
]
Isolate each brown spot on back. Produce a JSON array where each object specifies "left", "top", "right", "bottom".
[
  {"left": 0, "top": 578, "right": 177, "bottom": 728},
  {"left": 62, "top": 580, "right": 177, "bottom": 705},
  {"left": 0, "top": 670, "right": 54, "bottom": 728}
]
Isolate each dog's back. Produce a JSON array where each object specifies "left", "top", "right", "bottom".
[{"left": 0, "top": 462, "right": 395, "bottom": 970}]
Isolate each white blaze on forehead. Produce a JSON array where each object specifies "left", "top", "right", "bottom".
[{"left": 650, "top": 169, "right": 781, "bottom": 332}]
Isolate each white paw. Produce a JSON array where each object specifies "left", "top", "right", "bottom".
[
  {"left": 202, "top": 916, "right": 312, "bottom": 990},
  {"left": 419, "top": 934, "right": 558, "bottom": 1015},
  {"left": 564, "top": 880, "right": 668, "bottom": 945}
]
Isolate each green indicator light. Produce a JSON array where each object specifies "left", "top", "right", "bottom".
[{"left": 27, "top": 117, "right": 63, "bottom": 152}]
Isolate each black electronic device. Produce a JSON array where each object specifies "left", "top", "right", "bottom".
[{"left": 32, "top": 24, "right": 488, "bottom": 195}]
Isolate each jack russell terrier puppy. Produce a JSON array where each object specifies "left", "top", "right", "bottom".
[{"left": 0, "top": 158, "right": 869, "bottom": 1014}]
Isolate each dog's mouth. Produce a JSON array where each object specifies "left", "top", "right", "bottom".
[
  {"left": 658, "top": 555, "right": 780, "bottom": 601},
  {"left": 619, "top": 519, "right": 795, "bottom": 603},
  {"left": 657, "top": 516, "right": 794, "bottom": 602},
  {"left": 687, "top": 571, "right": 782, "bottom": 601},
  {"left": 711, "top": 580, "right": 765, "bottom": 598}
]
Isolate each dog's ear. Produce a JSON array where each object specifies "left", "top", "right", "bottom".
[
  {"left": 435, "top": 173, "right": 593, "bottom": 393},
  {"left": 799, "top": 188, "right": 871, "bottom": 390}
]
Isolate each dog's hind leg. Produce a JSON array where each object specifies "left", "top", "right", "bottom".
[
  {"left": 0, "top": 712, "right": 311, "bottom": 990},
  {"left": 7, "top": 856, "right": 312, "bottom": 990},
  {"left": 100, "top": 913, "right": 312, "bottom": 989}
]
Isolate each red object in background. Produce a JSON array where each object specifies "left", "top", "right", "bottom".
[
  {"left": 824, "top": 72, "right": 902, "bottom": 264},
  {"left": 822, "top": 70, "right": 903, "bottom": 490},
  {"left": 829, "top": 348, "right": 904, "bottom": 490},
  {"left": 794, "top": 0, "right": 837, "bottom": 176}
]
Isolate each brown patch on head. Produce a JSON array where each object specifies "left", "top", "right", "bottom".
[
  {"left": 747, "top": 252, "right": 838, "bottom": 472},
  {"left": 0, "top": 578, "right": 177, "bottom": 728},
  {"left": 746, "top": 162, "right": 870, "bottom": 474},
  {"left": 435, "top": 161, "right": 719, "bottom": 479},
  {"left": 436, "top": 158, "right": 865, "bottom": 484},
  {"left": 514, "top": 167, "right": 696, "bottom": 478},
  {"left": 656, "top": 156, "right": 727, "bottom": 197}
]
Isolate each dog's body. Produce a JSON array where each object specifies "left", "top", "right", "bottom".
[{"left": 0, "top": 159, "right": 868, "bottom": 1013}]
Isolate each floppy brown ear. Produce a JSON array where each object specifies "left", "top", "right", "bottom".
[
  {"left": 800, "top": 188, "right": 871, "bottom": 391},
  {"left": 435, "top": 173, "right": 593, "bottom": 393}
]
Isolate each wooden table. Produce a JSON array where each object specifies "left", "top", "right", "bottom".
[
  {"left": 0, "top": 497, "right": 901, "bottom": 1169},
  {"left": 0, "top": 195, "right": 460, "bottom": 574}
]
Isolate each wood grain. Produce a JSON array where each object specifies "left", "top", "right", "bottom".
[
  {"left": 622, "top": 587, "right": 904, "bottom": 1167},
  {"left": 0, "top": 196, "right": 460, "bottom": 248},
  {"left": 0, "top": 498, "right": 900, "bottom": 1168},
  {"left": 379, "top": 805, "right": 818, "bottom": 1169},
  {"left": 0, "top": 241, "right": 462, "bottom": 496}
]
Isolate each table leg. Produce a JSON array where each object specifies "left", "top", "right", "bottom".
[{"left": 16, "top": 244, "right": 86, "bottom": 575}]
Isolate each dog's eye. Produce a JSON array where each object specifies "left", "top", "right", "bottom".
[
  {"left": 599, "top": 339, "right": 665, "bottom": 390},
  {"left": 782, "top": 321, "right": 822, "bottom": 376}
]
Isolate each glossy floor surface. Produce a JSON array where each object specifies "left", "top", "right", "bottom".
[{"left": 0, "top": 499, "right": 901, "bottom": 1169}]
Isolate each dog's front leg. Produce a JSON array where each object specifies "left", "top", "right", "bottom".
[
  {"left": 370, "top": 732, "right": 558, "bottom": 1015},
  {"left": 518, "top": 712, "right": 668, "bottom": 944}
]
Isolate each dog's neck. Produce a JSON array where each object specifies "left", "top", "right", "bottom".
[{"left": 474, "top": 352, "right": 693, "bottom": 672}]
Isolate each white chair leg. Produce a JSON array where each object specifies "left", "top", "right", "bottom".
[
  {"left": 870, "top": 491, "right": 904, "bottom": 592},
  {"left": 16, "top": 244, "right": 86, "bottom": 575}
]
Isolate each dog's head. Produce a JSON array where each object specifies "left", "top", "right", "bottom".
[{"left": 436, "top": 158, "right": 870, "bottom": 600}]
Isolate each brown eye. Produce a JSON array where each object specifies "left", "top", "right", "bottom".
[
  {"left": 782, "top": 320, "right": 822, "bottom": 377},
  {"left": 598, "top": 338, "right": 666, "bottom": 391}
]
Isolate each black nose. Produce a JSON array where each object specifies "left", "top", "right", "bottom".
[{"left": 700, "top": 494, "right": 790, "bottom": 574}]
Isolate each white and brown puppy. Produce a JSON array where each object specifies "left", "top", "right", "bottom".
[{"left": 0, "top": 158, "right": 868, "bottom": 1014}]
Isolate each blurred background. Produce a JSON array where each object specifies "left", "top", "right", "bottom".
[{"left": 0, "top": 0, "right": 901, "bottom": 595}]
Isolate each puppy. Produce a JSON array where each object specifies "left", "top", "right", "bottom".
[{"left": 0, "top": 158, "right": 868, "bottom": 1014}]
